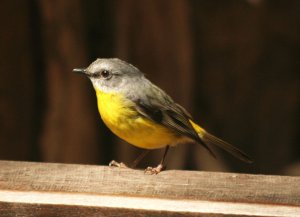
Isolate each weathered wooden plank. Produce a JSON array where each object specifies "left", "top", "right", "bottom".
[{"left": 0, "top": 160, "right": 299, "bottom": 217}]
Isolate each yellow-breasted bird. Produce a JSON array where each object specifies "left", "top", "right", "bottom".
[{"left": 74, "top": 58, "right": 252, "bottom": 174}]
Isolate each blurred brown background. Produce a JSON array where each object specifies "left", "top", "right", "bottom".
[{"left": 0, "top": 0, "right": 299, "bottom": 175}]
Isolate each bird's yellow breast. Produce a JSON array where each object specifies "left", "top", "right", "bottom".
[{"left": 95, "top": 90, "right": 181, "bottom": 149}]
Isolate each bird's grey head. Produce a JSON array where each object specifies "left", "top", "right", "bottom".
[{"left": 73, "top": 58, "right": 144, "bottom": 93}]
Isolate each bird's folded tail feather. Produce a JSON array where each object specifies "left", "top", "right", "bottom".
[
  {"left": 201, "top": 132, "right": 253, "bottom": 163},
  {"left": 189, "top": 120, "right": 253, "bottom": 163}
]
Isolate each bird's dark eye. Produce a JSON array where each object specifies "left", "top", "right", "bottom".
[{"left": 100, "top": 70, "right": 111, "bottom": 79}]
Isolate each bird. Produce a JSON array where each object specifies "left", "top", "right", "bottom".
[{"left": 73, "top": 58, "right": 252, "bottom": 174}]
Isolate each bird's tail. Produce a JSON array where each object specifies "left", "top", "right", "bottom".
[{"left": 189, "top": 120, "right": 253, "bottom": 163}]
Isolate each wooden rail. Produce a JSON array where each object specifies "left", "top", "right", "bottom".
[{"left": 0, "top": 160, "right": 299, "bottom": 217}]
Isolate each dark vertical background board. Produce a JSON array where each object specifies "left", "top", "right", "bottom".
[{"left": 0, "top": 0, "right": 299, "bottom": 175}]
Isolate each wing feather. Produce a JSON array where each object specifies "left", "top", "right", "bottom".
[{"left": 134, "top": 98, "right": 216, "bottom": 157}]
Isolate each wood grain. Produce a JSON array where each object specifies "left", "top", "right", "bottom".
[{"left": 0, "top": 160, "right": 299, "bottom": 217}]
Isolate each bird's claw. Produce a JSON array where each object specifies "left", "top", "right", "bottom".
[
  {"left": 144, "top": 164, "right": 165, "bottom": 175},
  {"left": 109, "top": 160, "right": 128, "bottom": 168}
]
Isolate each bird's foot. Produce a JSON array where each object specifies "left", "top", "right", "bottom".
[
  {"left": 109, "top": 160, "right": 128, "bottom": 168},
  {"left": 144, "top": 164, "right": 165, "bottom": 175}
]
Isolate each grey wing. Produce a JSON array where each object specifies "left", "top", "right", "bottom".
[{"left": 133, "top": 94, "right": 216, "bottom": 157}]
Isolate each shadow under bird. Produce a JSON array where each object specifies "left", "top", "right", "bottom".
[{"left": 74, "top": 58, "right": 252, "bottom": 174}]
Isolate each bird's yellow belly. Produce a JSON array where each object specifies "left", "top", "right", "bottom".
[{"left": 96, "top": 90, "right": 180, "bottom": 149}]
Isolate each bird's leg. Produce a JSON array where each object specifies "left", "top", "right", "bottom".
[
  {"left": 131, "top": 150, "right": 150, "bottom": 168},
  {"left": 145, "top": 145, "right": 170, "bottom": 174},
  {"left": 109, "top": 150, "right": 150, "bottom": 169}
]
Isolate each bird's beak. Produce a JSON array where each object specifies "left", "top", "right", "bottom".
[{"left": 73, "top": 68, "right": 87, "bottom": 75}]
